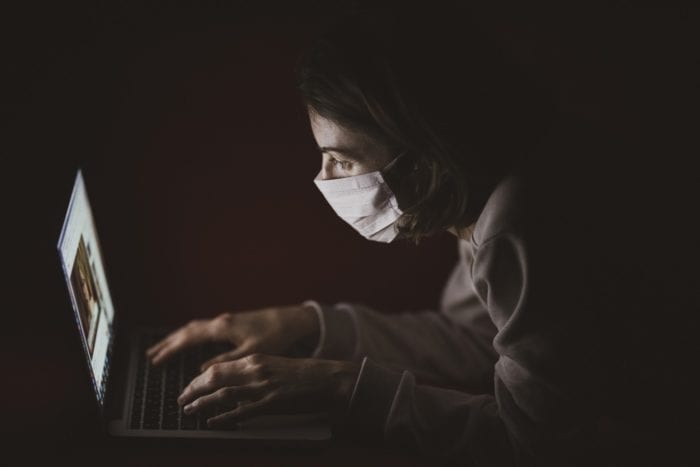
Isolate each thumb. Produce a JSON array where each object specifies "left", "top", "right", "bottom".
[{"left": 200, "top": 343, "right": 255, "bottom": 372}]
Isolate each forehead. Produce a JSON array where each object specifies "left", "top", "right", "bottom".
[{"left": 308, "top": 111, "right": 372, "bottom": 150}]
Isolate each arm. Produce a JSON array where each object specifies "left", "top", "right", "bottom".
[
  {"left": 336, "top": 232, "right": 600, "bottom": 465},
  {"left": 307, "top": 240, "right": 498, "bottom": 392}
]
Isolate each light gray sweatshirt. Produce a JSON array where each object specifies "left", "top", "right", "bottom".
[
  {"left": 301, "top": 115, "right": 700, "bottom": 465},
  {"left": 305, "top": 172, "right": 604, "bottom": 465}
]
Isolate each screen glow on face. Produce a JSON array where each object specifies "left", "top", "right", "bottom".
[{"left": 309, "top": 110, "right": 394, "bottom": 180}]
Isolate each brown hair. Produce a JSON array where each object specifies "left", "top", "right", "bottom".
[{"left": 297, "top": 7, "right": 554, "bottom": 242}]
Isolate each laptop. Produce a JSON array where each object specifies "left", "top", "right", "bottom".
[{"left": 56, "top": 170, "right": 331, "bottom": 442}]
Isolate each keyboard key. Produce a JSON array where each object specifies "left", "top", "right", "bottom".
[{"left": 132, "top": 334, "right": 240, "bottom": 431}]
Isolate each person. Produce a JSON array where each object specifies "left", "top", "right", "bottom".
[
  {"left": 146, "top": 8, "right": 696, "bottom": 466},
  {"left": 72, "top": 239, "right": 102, "bottom": 354}
]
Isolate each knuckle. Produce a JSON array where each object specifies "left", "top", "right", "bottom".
[
  {"left": 222, "top": 387, "right": 238, "bottom": 400},
  {"left": 246, "top": 353, "right": 263, "bottom": 365},
  {"left": 252, "top": 367, "right": 270, "bottom": 380},
  {"left": 216, "top": 312, "right": 233, "bottom": 324},
  {"left": 259, "top": 377, "right": 274, "bottom": 390},
  {"left": 245, "top": 356, "right": 266, "bottom": 377},
  {"left": 207, "top": 365, "right": 221, "bottom": 383}
]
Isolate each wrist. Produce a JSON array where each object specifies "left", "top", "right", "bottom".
[{"left": 296, "top": 302, "right": 320, "bottom": 341}]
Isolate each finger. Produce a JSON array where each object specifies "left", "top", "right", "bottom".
[
  {"left": 150, "top": 325, "right": 211, "bottom": 366},
  {"left": 200, "top": 345, "right": 253, "bottom": 372},
  {"left": 178, "top": 373, "right": 219, "bottom": 407},
  {"left": 178, "top": 362, "right": 247, "bottom": 406},
  {"left": 152, "top": 338, "right": 200, "bottom": 366},
  {"left": 150, "top": 343, "right": 182, "bottom": 366},
  {"left": 146, "top": 336, "right": 174, "bottom": 358},
  {"left": 207, "top": 396, "right": 274, "bottom": 428},
  {"left": 183, "top": 383, "right": 267, "bottom": 415},
  {"left": 146, "top": 325, "right": 194, "bottom": 357},
  {"left": 151, "top": 340, "right": 192, "bottom": 366}
]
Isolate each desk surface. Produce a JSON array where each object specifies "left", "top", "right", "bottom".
[
  {"left": 11, "top": 435, "right": 429, "bottom": 466},
  {"left": 10, "top": 424, "right": 430, "bottom": 467}
]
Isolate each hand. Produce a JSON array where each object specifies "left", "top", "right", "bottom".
[
  {"left": 177, "top": 354, "right": 360, "bottom": 428},
  {"left": 146, "top": 304, "right": 319, "bottom": 369}
]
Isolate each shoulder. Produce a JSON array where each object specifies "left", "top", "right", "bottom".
[
  {"left": 471, "top": 173, "right": 527, "bottom": 247},
  {"left": 470, "top": 117, "right": 600, "bottom": 249}
]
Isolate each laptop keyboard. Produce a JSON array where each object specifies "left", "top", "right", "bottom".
[{"left": 129, "top": 333, "right": 230, "bottom": 431}]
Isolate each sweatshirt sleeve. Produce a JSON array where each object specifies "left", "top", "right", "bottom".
[
  {"left": 336, "top": 232, "right": 600, "bottom": 465},
  {"left": 304, "top": 240, "right": 498, "bottom": 392}
]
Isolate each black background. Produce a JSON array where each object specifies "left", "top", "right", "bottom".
[{"left": 3, "top": 2, "right": 698, "bottom": 465}]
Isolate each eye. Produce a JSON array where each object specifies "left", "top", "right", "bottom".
[{"left": 331, "top": 158, "right": 353, "bottom": 171}]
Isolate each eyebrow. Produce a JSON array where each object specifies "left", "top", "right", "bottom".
[{"left": 318, "top": 146, "right": 364, "bottom": 160}]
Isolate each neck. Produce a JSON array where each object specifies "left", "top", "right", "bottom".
[{"left": 448, "top": 223, "right": 476, "bottom": 242}]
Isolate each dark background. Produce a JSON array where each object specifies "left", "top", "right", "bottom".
[{"left": 3, "top": 2, "right": 698, "bottom": 464}]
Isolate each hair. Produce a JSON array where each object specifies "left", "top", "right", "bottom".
[{"left": 297, "top": 6, "right": 555, "bottom": 242}]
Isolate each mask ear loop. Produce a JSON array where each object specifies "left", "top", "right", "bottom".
[
  {"left": 381, "top": 150, "right": 408, "bottom": 174},
  {"left": 379, "top": 150, "right": 412, "bottom": 224}
]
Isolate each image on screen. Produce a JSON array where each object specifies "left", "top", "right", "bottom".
[{"left": 58, "top": 171, "right": 115, "bottom": 404}]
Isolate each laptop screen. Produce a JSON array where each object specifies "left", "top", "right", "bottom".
[{"left": 57, "top": 171, "right": 116, "bottom": 406}]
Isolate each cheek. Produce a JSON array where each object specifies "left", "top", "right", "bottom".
[{"left": 317, "top": 156, "right": 336, "bottom": 180}]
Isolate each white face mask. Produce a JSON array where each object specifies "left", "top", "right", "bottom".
[{"left": 314, "top": 156, "right": 403, "bottom": 243}]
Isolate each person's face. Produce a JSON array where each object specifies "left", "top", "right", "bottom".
[
  {"left": 308, "top": 110, "right": 394, "bottom": 180},
  {"left": 79, "top": 269, "right": 91, "bottom": 300}
]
